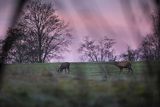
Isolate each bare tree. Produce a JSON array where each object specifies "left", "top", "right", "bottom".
[
  {"left": 120, "top": 46, "right": 140, "bottom": 61},
  {"left": 137, "top": 11, "right": 160, "bottom": 61},
  {"left": 139, "top": 33, "right": 160, "bottom": 61},
  {"left": 5, "top": 0, "right": 72, "bottom": 63},
  {"left": 78, "top": 36, "right": 115, "bottom": 80},
  {"left": 79, "top": 36, "right": 115, "bottom": 62}
]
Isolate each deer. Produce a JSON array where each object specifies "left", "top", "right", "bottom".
[
  {"left": 57, "top": 62, "right": 70, "bottom": 74},
  {"left": 111, "top": 57, "right": 133, "bottom": 73},
  {"left": 113, "top": 61, "right": 133, "bottom": 73}
]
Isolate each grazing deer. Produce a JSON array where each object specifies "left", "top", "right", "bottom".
[
  {"left": 57, "top": 62, "right": 70, "bottom": 74},
  {"left": 113, "top": 61, "right": 133, "bottom": 73}
]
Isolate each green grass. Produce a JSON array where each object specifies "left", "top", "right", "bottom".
[
  {"left": 2, "top": 61, "right": 151, "bottom": 82},
  {"left": 0, "top": 62, "right": 159, "bottom": 107},
  {"left": 3, "top": 62, "right": 148, "bottom": 76}
]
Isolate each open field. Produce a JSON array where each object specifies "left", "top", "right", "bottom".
[
  {"left": 0, "top": 62, "right": 159, "bottom": 107},
  {"left": 2, "top": 62, "right": 150, "bottom": 80}
]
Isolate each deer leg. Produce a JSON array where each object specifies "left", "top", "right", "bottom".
[
  {"left": 119, "top": 68, "right": 122, "bottom": 74},
  {"left": 58, "top": 68, "right": 61, "bottom": 73},
  {"left": 57, "top": 68, "right": 59, "bottom": 72},
  {"left": 67, "top": 68, "right": 70, "bottom": 74},
  {"left": 127, "top": 67, "right": 130, "bottom": 73},
  {"left": 66, "top": 69, "right": 68, "bottom": 74},
  {"left": 64, "top": 69, "right": 66, "bottom": 74},
  {"left": 66, "top": 68, "right": 68, "bottom": 74},
  {"left": 65, "top": 69, "right": 68, "bottom": 74},
  {"left": 130, "top": 67, "right": 133, "bottom": 74},
  {"left": 128, "top": 66, "right": 133, "bottom": 74},
  {"left": 60, "top": 68, "right": 62, "bottom": 73}
]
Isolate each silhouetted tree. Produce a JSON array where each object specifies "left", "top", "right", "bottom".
[
  {"left": 139, "top": 33, "right": 160, "bottom": 61},
  {"left": 0, "top": 40, "right": 3, "bottom": 54},
  {"left": 3, "top": 28, "right": 28, "bottom": 63},
  {"left": 0, "top": 28, "right": 26, "bottom": 64},
  {"left": 120, "top": 46, "right": 140, "bottom": 61},
  {"left": 79, "top": 36, "right": 115, "bottom": 62},
  {"left": 3, "top": 0, "right": 72, "bottom": 63},
  {"left": 78, "top": 36, "right": 115, "bottom": 80}
]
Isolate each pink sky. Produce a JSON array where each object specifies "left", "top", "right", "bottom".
[
  {"left": 0, "top": 0, "right": 15, "bottom": 39},
  {"left": 54, "top": 0, "right": 153, "bottom": 61},
  {"left": 0, "top": 0, "right": 154, "bottom": 62}
]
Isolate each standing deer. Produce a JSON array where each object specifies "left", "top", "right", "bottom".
[
  {"left": 113, "top": 61, "right": 133, "bottom": 73},
  {"left": 57, "top": 62, "right": 70, "bottom": 74}
]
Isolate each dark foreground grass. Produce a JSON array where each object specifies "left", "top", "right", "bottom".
[{"left": 0, "top": 62, "right": 159, "bottom": 107}]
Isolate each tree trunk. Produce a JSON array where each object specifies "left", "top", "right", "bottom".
[{"left": 38, "top": 33, "right": 42, "bottom": 63}]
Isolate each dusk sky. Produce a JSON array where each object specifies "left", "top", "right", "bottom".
[{"left": 0, "top": 0, "right": 154, "bottom": 62}]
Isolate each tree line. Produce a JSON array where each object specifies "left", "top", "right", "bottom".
[{"left": 0, "top": 0, "right": 159, "bottom": 64}]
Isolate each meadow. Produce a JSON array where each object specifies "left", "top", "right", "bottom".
[{"left": 0, "top": 62, "right": 159, "bottom": 107}]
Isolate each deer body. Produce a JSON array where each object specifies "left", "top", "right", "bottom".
[
  {"left": 114, "top": 61, "right": 133, "bottom": 73},
  {"left": 57, "top": 62, "right": 70, "bottom": 73}
]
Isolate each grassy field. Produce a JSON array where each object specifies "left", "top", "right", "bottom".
[{"left": 0, "top": 62, "right": 159, "bottom": 107}]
